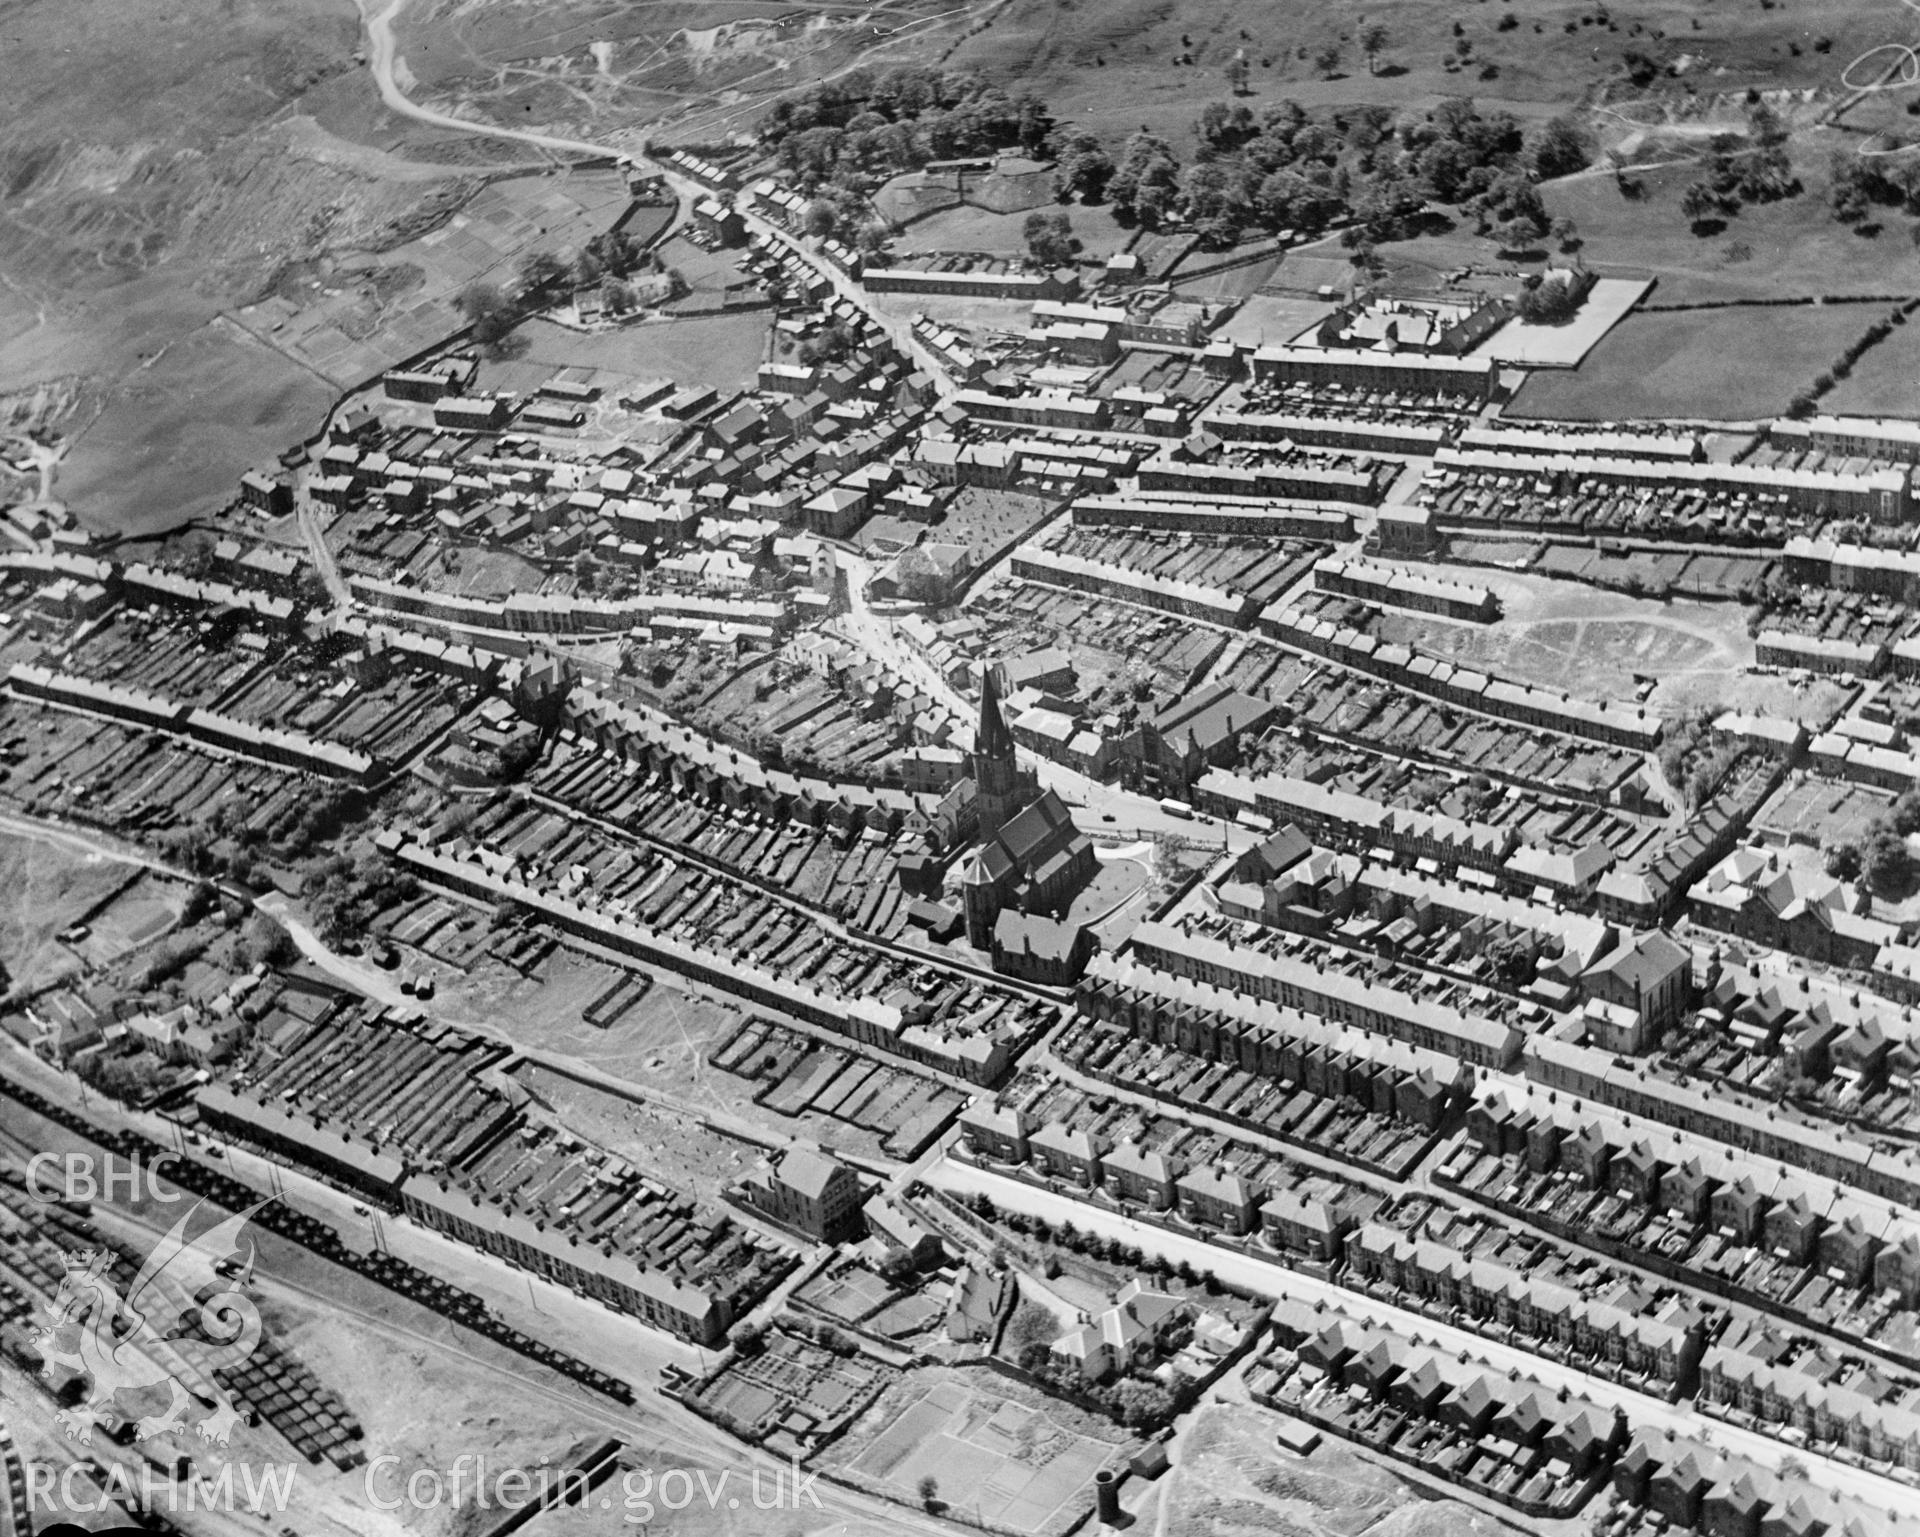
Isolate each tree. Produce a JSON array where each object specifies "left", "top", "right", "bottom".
[
  {"left": 1113, "top": 1379, "right": 1176, "bottom": 1428},
  {"left": 238, "top": 913, "right": 297, "bottom": 970},
  {"left": 1680, "top": 181, "right": 1720, "bottom": 230},
  {"left": 1529, "top": 115, "right": 1591, "bottom": 179},
  {"left": 1023, "top": 210, "right": 1076, "bottom": 266},
  {"left": 1313, "top": 41, "right": 1342, "bottom": 78},
  {"left": 1107, "top": 132, "right": 1182, "bottom": 227},
  {"left": 1483, "top": 934, "right": 1536, "bottom": 987},
  {"left": 918, "top": 1476, "right": 941, "bottom": 1511},
  {"left": 1359, "top": 23, "right": 1390, "bottom": 75},
  {"left": 1749, "top": 100, "right": 1788, "bottom": 147},
  {"left": 1863, "top": 819, "right": 1911, "bottom": 895},
  {"left": 1225, "top": 53, "right": 1251, "bottom": 95},
  {"left": 601, "top": 276, "right": 634, "bottom": 316},
  {"left": 1518, "top": 274, "right": 1583, "bottom": 323},
  {"left": 454, "top": 281, "right": 517, "bottom": 354},
  {"left": 1054, "top": 132, "right": 1114, "bottom": 203},
  {"left": 517, "top": 250, "right": 568, "bottom": 296},
  {"left": 1493, "top": 212, "right": 1545, "bottom": 251},
  {"left": 1551, "top": 214, "right": 1581, "bottom": 252}
]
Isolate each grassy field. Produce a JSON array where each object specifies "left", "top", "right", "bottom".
[
  {"left": 1508, "top": 304, "right": 1880, "bottom": 422},
  {"left": 0, "top": 830, "right": 171, "bottom": 994},
  {"left": 513, "top": 310, "right": 770, "bottom": 391},
  {"left": 1821, "top": 316, "right": 1920, "bottom": 417},
  {"left": 891, "top": 200, "right": 1133, "bottom": 260},
  {"left": 0, "top": 0, "right": 527, "bottom": 536},
  {"left": 55, "top": 316, "right": 339, "bottom": 536},
  {"left": 945, "top": 0, "right": 1904, "bottom": 150},
  {"left": 1372, "top": 561, "right": 1758, "bottom": 706},
  {"left": 1539, "top": 158, "right": 1920, "bottom": 306}
]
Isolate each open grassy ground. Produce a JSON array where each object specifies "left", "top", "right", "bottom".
[
  {"left": 0, "top": 829, "right": 164, "bottom": 994},
  {"left": 890, "top": 200, "right": 1134, "bottom": 261},
  {"left": 1372, "top": 560, "right": 1758, "bottom": 706},
  {"left": 52, "top": 316, "right": 340, "bottom": 536},
  {"left": 512, "top": 310, "right": 770, "bottom": 391},
  {"left": 1538, "top": 156, "right": 1920, "bottom": 307},
  {"left": 0, "top": 0, "right": 568, "bottom": 536},
  {"left": 1820, "top": 316, "right": 1920, "bottom": 417},
  {"left": 1157, "top": 1395, "right": 1484, "bottom": 1537},
  {"left": 946, "top": 0, "right": 1903, "bottom": 148},
  {"left": 1508, "top": 303, "right": 1883, "bottom": 422}
]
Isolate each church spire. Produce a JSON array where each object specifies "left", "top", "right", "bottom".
[{"left": 977, "top": 663, "right": 1015, "bottom": 763}]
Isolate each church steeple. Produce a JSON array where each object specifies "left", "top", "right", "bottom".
[
  {"left": 971, "top": 662, "right": 1024, "bottom": 846},
  {"left": 977, "top": 664, "right": 1016, "bottom": 763}
]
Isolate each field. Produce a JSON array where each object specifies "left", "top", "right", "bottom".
[
  {"left": 948, "top": 0, "right": 1900, "bottom": 148},
  {"left": 831, "top": 1368, "right": 1128, "bottom": 1535},
  {"left": 889, "top": 200, "right": 1133, "bottom": 261},
  {"left": 435, "top": 935, "right": 941, "bottom": 1170},
  {"left": 52, "top": 317, "right": 341, "bottom": 536},
  {"left": 1821, "top": 316, "right": 1920, "bottom": 418},
  {"left": 0, "top": 829, "right": 180, "bottom": 995},
  {"left": 1158, "top": 1396, "right": 1484, "bottom": 1537},
  {"left": 511, "top": 1058, "right": 769, "bottom": 1202},
  {"left": 509, "top": 309, "right": 771, "bottom": 392},
  {"left": 1538, "top": 156, "right": 1920, "bottom": 307},
  {"left": 1508, "top": 303, "right": 1882, "bottom": 422},
  {"left": 1364, "top": 561, "right": 1758, "bottom": 707},
  {"left": 0, "top": 0, "right": 571, "bottom": 536},
  {"left": 235, "top": 170, "right": 636, "bottom": 388}
]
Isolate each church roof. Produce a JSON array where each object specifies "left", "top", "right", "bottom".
[{"left": 998, "top": 789, "right": 1086, "bottom": 867}]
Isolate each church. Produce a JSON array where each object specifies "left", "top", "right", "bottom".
[{"left": 958, "top": 667, "right": 1098, "bottom": 949}]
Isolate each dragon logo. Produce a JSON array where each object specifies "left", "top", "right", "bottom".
[{"left": 32, "top": 1197, "right": 271, "bottom": 1446}]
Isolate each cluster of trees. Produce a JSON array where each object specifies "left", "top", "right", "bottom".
[
  {"left": 237, "top": 912, "right": 297, "bottom": 970},
  {"left": 1832, "top": 148, "right": 1920, "bottom": 228},
  {"left": 1679, "top": 102, "right": 1799, "bottom": 232},
  {"left": 973, "top": 1194, "right": 1222, "bottom": 1290},
  {"left": 1655, "top": 708, "right": 1746, "bottom": 811},
  {"left": 1515, "top": 264, "right": 1585, "bottom": 323},
  {"left": 1022, "top": 210, "right": 1075, "bottom": 267},
  {"left": 760, "top": 66, "right": 1052, "bottom": 188},
  {"left": 300, "top": 845, "right": 419, "bottom": 947},
  {"left": 1827, "top": 789, "right": 1920, "bottom": 897},
  {"left": 1482, "top": 934, "right": 1539, "bottom": 988},
  {"left": 798, "top": 317, "right": 860, "bottom": 367},
  {"left": 137, "top": 931, "right": 212, "bottom": 992},
  {"left": 1078, "top": 96, "right": 1586, "bottom": 253},
  {"left": 457, "top": 234, "right": 672, "bottom": 354},
  {"left": 75, "top": 1049, "right": 166, "bottom": 1104},
  {"left": 454, "top": 281, "right": 521, "bottom": 358}
]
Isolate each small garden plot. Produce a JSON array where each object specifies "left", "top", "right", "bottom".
[{"left": 688, "top": 1332, "right": 885, "bottom": 1445}]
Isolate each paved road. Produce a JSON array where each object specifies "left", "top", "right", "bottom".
[{"left": 921, "top": 1153, "right": 1920, "bottom": 1516}]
